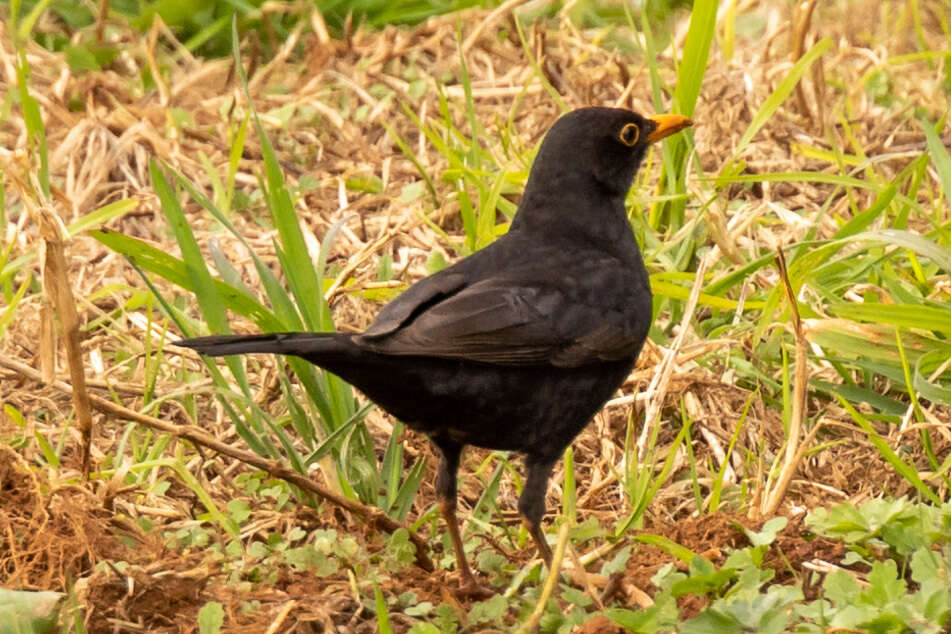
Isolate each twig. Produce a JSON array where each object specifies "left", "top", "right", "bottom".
[
  {"left": 145, "top": 17, "right": 170, "bottom": 107},
  {"left": 10, "top": 169, "right": 95, "bottom": 477},
  {"left": 637, "top": 256, "right": 710, "bottom": 461},
  {"left": 515, "top": 522, "right": 570, "bottom": 634},
  {"left": 566, "top": 539, "right": 604, "bottom": 610},
  {"left": 265, "top": 600, "right": 299, "bottom": 634},
  {"left": 95, "top": 0, "right": 108, "bottom": 43},
  {"left": 791, "top": 0, "right": 819, "bottom": 124},
  {"left": 39, "top": 207, "right": 94, "bottom": 476},
  {"left": 0, "top": 356, "right": 435, "bottom": 572},
  {"left": 761, "top": 247, "right": 810, "bottom": 516},
  {"left": 461, "top": 0, "right": 528, "bottom": 53}
]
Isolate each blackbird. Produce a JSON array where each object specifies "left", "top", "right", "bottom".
[{"left": 176, "top": 107, "right": 691, "bottom": 594}]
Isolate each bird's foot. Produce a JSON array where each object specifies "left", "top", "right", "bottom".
[
  {"left": 564, "top": 567, "right": 608, "bottom": 589},
  {"left": 452, "top": 575, "right": 494, "bottom": 600}
]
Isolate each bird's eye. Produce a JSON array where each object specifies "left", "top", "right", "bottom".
[{"left": 618, "top": 123, "right": 640, "bottom": 146}]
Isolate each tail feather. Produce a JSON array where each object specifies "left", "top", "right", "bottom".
[{"left": 175, "top": 332, "right": 341, "bottom": 357}]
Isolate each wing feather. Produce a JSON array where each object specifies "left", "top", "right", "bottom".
[
  {"left": 358, "top": 277, "right": 645, "bottom": 367},
  {"left": 361, "top": 271, "right": 468, "bottom": 338},
  {"left": 355, "top": 237, "right": 650, "bottom": 367}
]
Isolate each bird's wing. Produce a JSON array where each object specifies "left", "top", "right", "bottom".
[
  {"left": 551, "top": 321, "right": 641, "bottom": 366},
  {"left": 361, "top": 270, "right": 469, "bottom": 338},
  {"left": 358, "top": 268, "right": 646, "bottom": 367}
]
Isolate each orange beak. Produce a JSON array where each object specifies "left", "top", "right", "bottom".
[{"left": 647, "top": 114, "right": 693, "bottom": 143}]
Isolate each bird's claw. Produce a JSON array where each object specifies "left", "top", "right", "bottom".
[{"left": 453, "top": 576, "right": 494, "bottom": 599}]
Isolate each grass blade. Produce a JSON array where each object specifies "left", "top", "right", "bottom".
[
  {"left": 150, "top": 162, "right": 227, "bottom": 334},
  {"left": 921, "top": 117, "right": 951, "bottom": 211},
  {"left": 835, "top": 395, "right": 941, "bottom": 505},
  {"left": 90, "top": 230, "right": 280, "bottom": 330},
  {"left": 830, "top": 303, "right": 951, "bottom": 335},
  {"left": 674, "top": 0, "right": 717, "bottom": 119},
  {"left": 15, "top": 52, "right": 49, "bottom": 198},
  {"left": 850, "top": 229, "right": 951, "bottom": 273},
  {"left": 230, "top": 17, "right": 327, "bottom": 332},
  {"left": 914, "top": 350, "right": 951, "bottom": 406},
  {"left": 68, "top": 199, "right": 138, "bottom": 238},
  {"left": 832, "top": 184, "right": 897, "bottom": 239},
  {"left": 723, "top": 38, "right": 832, "bottom": 169}
]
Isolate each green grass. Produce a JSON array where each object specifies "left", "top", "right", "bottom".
[
  {"left": 86, "top": 21, "right": 429, "bottom": 520},
  {"left": 12, "top": 0, "right": 505, "bottom": 62}
]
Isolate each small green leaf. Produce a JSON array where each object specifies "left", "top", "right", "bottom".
[
  {"left": 824, "top": 569, "right": 863, "bottom": 605},
  {"left": 561, "top": 585, "right": 592, "bottom": 608},
  {"left": 383, "top": 528, "right": 416, "bottom": 572},
  {"left": 468, "top": 594, "right": 507, "bottom": 624},
  {"left": 737, "top": 516, "right": 788, "bottom": 547},
  {"left": 399, "top": 180, "right": 426, "bottom": 203},
  {"left": 434, "top": 604, "right": 459, "bottom": 633},
  {"left": 226, "top": 499, "right": 251, "bottom": 524},
  {"left": 64, "top": 44, "right": 100, "bottom": 71},
  {"left": 606, "top": 606, "right": 658, "bottom": 632},
  {"left": 426, "top": 250, "right": 448, "bottom": 273},
  {"left": 680, "top": 609, "right": 742, "bottom": 634},
  {"left": 345, "top": 173, "right": 384, "bottom": 194},
  {"left": 865, "top": 560, "right": 907, "bottom": 606},
  {"left": 407, "top": 79, "right": 427, "bottom": 101},
  {"left": 476, "top": 550, "right": 507, "bottom": 575},
  {"left": 600, "top": 545, "right": 632, "bottom": 576},
  {"left": 0, "top": 589, "right": 64, "bottom": 634},
  {"left": 405, "top": 602, "right": 434, "bottom": 618},
  {"left": 632, "top": 533, "right": 698, "bottom": 563},
  {"left": 197, "top": 601, "right": 224, "bottom": 634},
  {"left": 672, "top": 558, "right": 735, "bottom": 597},
  {"left": 922, "top": 118, "right": 951, "bottom": 211},
  {"left": 3, "top": 404, "right": 25, "bottom": 427}
]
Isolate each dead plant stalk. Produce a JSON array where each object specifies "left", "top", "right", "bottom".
[
  {"left": 10, "top": 171, "right": 95, "bottom": 476},
  {"left": 636, "top": 256, "right": 710, "bottom": 461},
  {"left": 762, "top": 248, "right": 809, "bottom": 516}
]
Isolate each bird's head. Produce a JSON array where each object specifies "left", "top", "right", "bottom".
[
  {"left": 530, "top": 107, "right": 692, "bottom": 197},
  {"left": 512, "top": 107, "right": 692, "bottom": 243}
]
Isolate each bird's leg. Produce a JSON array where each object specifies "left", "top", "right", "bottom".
[
  {"left": 435, "top": 444, "right": 467, "bottom": 575},
  {"left": 435, "top": 442, "right": 490, "bottom": 598},
  {"left": 519, "top": 457, "right": 610, "bottom": 593},
  {"left": 518, "top": 459, "right": 557, "bottom": 567}
]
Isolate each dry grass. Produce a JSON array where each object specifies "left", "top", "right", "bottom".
[{"left": 0, "top": 0, "right": 949, "bottom": 630}]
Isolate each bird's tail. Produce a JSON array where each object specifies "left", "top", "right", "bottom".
[{"left": 174, "top": 332, "right": 343, "bottom": 358}]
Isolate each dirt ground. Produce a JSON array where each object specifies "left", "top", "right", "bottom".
[{"left": 0, "top": 440, "right": 847, "bottom": 630}]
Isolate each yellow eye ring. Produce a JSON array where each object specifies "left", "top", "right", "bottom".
[{"left": 618, "top": 123, "right": 640, "bottom": 146}]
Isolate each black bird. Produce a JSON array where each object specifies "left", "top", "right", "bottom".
[{"left": 176, "top": 107, "right": 691, "bottom": 595}]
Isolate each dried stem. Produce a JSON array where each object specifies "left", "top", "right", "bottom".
[
  {"left": 762, "top": 247, "right": 809, "bottom": 516},
  {"left": 12, "top": 170, "right": 95, "bottom": 476}
]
